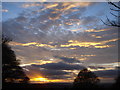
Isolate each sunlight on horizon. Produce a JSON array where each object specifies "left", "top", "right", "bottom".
[{"left": 30, "top": 77, "right": 73, "bottom": 83}]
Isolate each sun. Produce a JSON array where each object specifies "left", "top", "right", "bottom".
[
  {"left": 30, "top": 77, "right": 49, "bottom": 82},
  {"left": 33, "top": 78, "right": 48, "bottom": 81}
]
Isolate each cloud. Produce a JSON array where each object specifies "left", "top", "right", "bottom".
[
  {"left": 95, "top": 69, "right": 119, "bottom": 78},
  {"left": 2, "top": 9, "right": 8, "bottom": 12},
  {"left": 88, "top": 62, "right": 120, "bottom": 71},
  {"left": 40, "top": 69, "right": 70, "bottom": 76},
  {"left": 88, "top": 66, "right": 106, "bottom": 70},
  {"left": 54, "top": 56, "right": 81, "bottom": 63},
  {"left": 23, "top": 65, "right": 72, "bottom": 80},
  {"left": 21, "top": 2, "right": 94, "bottom": 9},
  {"left": 81, "top": 16, "right": 100, "bottom": 26},
  {"left": 15, "top": 16, "right": 27, "bottom": 22},
  {"left": 9, "top": 41, "right": 55, "bottom": 49},
  {"left": 2, "top": 2, "right": 118, "bottom": 83},
  {"left": 8, "top": 37, "right": 118, "bottom": 50},
  {"left": 47, "top": 75, "right": 71, "bottom": 79},
  {"left": 59, "top": 38, "right": 118, "bottom": 49},
  {"left": 32, "top": 62, "right": 85, "bottom": 70},
  {"left": 22, "top": 3, "right": 41, "bottom": 8},
  {"left": 85, "top": 28, "right": 110, "bottom": 33}
]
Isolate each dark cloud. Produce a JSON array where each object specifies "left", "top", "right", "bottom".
[
  {"left": 81, "top": 16, "right": 100, "bottom": 26},
  {"left": 24, "top": 65, "right": 72, "bottom": 79},
  {"left": 16, "top": 16, "right": 27, "bottom": 22},
  {"left": 88, "top": 66, "right": 106, "bottom": 69},
  {"left": 54, "top": 56, "right": 81, "bottom": 63},
  {"left": 32, "top": 62, "right": 85, "bottom": 70},
  {"left": 39, "top": 69, "right": 70, "bottom": 76},
  {"left": 47, "top": 75, "right": 71, "bottom": 79},
  {"left": 94, "top": 69, "right": 120, "bottom": 78}
]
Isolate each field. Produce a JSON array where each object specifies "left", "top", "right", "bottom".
[
  {"left": 2, "top": 83, "right": 116, "bottom": 89},
  {"left": 2, "top": 83, "right": 73, "bottom": 89}
]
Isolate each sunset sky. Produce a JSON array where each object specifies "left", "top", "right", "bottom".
[{"left": 2, "top": 2, "right": 119, "bottom": 83}]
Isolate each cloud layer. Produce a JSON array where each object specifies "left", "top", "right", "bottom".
[{"left": 2, "top": 2, "right": 119, "bottom": 83}]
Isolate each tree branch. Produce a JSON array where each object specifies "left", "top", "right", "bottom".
[
  {"left": 110, "top": 12, "right": 120, "bottom": 17},
  {"left": 110, "top": 8, "right": 120, "bottom": 11},
  {"left": 108, "top": 2, "right": 120, "bottom": 9}
]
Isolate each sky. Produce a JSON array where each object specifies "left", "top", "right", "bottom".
[{"left": 2, "top": 2, "right": 119, "bottom": 83}]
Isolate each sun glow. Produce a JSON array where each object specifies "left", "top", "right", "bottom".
[
  {"left": 30, "top": 76, "right": 72, "bottom": 83},
  {"left": 30, "top": 77, "right": 48, "bottom": 82}
]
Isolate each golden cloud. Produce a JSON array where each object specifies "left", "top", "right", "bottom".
[
  {"left": 91, "top": 34, "right": 102, "bottom": 38},
  {"left": 45, "top": 3, "right": 58, "bottom": 9},
  {"left": 9, "top": 42, "right": 55, "bottom": 48},
  {"left": 20, "top": 60, "right": 53, "bottom": 67},
  {"left": 70, "top": 29, "right": 81, "bottom": 32},
  {"left": 9, "top": 38, "right": 118, "bottom": 49},
  {"left": 85, "top": 28, "right": 110, "bottom": 32},
  {"left": 22, "top": 3, "right": 58, "bottom": 9},
  {"left": 80, "top": 54, "right": 96, "bottom": 57},
  {"left": 60, "top": 38, "right": 118, "bottom": 48}
]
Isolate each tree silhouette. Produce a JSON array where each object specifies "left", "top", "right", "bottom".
[
  {"left": 2, "top": 36, "right": 30, "bottom": 83},
  {"left": 112, "top": 67, "right": 120, "bottom": 88},
  {"left": 114, "top": 75, "right": 120, "bottom": 88},
  {"left": 73, "top": 68, "right": 100, "bottom": 88},
  {"left": 101, "top": 2, "right": 120, "bottom": 27}
]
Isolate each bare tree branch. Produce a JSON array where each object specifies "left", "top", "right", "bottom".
[
  {"left": 101, "top": 19, "right": 120, "bottom": 27},
  {"left": 108, "top": 2, "right": 120, "bottom": 9},
  {"left": 110, "top": 12, "right": 120, "bottom": 17},
  {"left": 110, "top": 8, "right": 120, "bottom": 11},
  {"left": 101, "top": 2, "right": 120, "bottom": 27}
]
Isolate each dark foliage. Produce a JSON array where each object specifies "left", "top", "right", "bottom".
[
  {"left": 2, "top": 36, "right": 30, "bottom": 83},
  {"left": 73, "top": 68, "right": 100, "bottom": 88}
]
